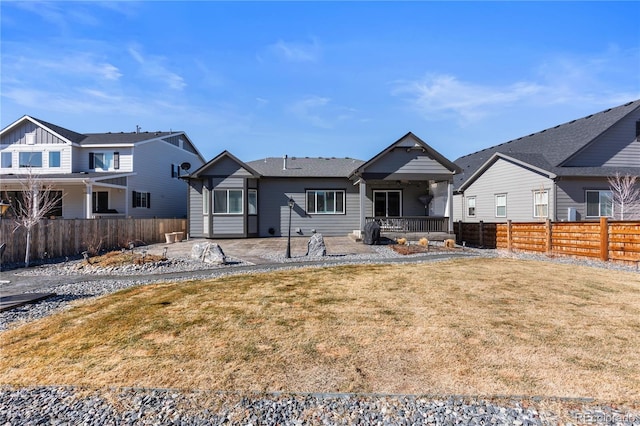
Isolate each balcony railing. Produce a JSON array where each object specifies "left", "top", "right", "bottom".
[{"left": 365, "top": 216, "right": 449, "bottom": 233}]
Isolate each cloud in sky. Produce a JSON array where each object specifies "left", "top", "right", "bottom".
[
  {"left": 128, "top": 46, "right": 186, "bottom": 90},
  {"left": 266, "top": 38, "right": 321, "bottom": 63},
  {"left": 288, "top": 96, "right": 333, "bottom": 128}
]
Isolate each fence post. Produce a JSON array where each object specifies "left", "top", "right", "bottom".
[
  {"left": 479, "top": 220, "right": 484, "bottom": 248},
  {"left": 507, "top": 220, "right": 512, "bottom": 252},
  {"left": 600, "top": 216, "right": 609, "bottom": 261},
  {"left": 545, "top": 219, "right": 552, "bottom": 255}
]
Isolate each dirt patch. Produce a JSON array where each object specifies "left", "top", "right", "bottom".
[{"left": 87, "top": 251, "right": 167, "bottom": 267}]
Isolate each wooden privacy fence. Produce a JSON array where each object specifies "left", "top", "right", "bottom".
[
  {"left": 458, "top": 218, "right": 640, "bottom": 264},
  {"left": 0, "top": 218, "right": 187, "bottom": 265}
]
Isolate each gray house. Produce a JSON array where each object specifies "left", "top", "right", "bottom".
[
  {"left": 184, "top": 132, "right": 460, "bottom": 238},
  {"left": 453, "top": 99, "right": 640, "bottom": 222},
  {"left": 1, "top": 115, "right": 205, "bottom": 219}
]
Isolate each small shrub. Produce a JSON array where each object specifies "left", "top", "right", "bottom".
[
  {"left": 418, "top": 238, "right": 429, "bottom": 247},
  {"left": 397, "top": 237, "right": 407, "bottom": 245}
]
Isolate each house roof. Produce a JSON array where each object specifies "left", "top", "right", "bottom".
[
  {"left": 80, "top": 131, "right": 178, "bottom": 145},
  {"left": 187, "top": 150, "right": 262, "bottom": 178},
  {"left": 29, "top": 117, "right": 88, "bottom": 144},
  {"left": 454, "top": 99, "right": 640, "bottom": 189},
  {"left": 246, "top": 156, "right": 365, "bottom": 178},
  {"left": 0, "top": 171, "right": 135, "bottom": 184}
]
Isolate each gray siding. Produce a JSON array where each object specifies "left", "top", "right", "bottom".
[
  {"left": 188, "top": 182, "right": 204, "bottom": 237},
  {"left": 199, "top": 156, "right": 254, "bottom": 177},
  {"left": 555, "top": 178, "right": 610, "bottom": 221},
  {"left": 257, "top": 178, "right": 360, "bottom": 237},
  {"left": 129, "top": 139, "right": 203, "bottom": 219},
  {"left": 365, "top": 149, "right": 452, "bottom": 176},
  {"left": 1, "top": 121, "right": 68, "bottom": 146},
  {"left": 462, "top": 158, "right": 554, "bottom": 222},
  {"left": 564, "top": 108, "right": 640, "bottom": 167},
  {"left": 213, "top": 216, "right": 244, "bottom": 235}
]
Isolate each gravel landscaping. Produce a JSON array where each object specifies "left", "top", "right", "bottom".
[{"left": 1, "top": 244, "right": 639, "bottom": 424}]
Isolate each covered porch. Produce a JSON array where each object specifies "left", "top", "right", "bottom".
[{"left": 350, "top": 132, "right": 460, "bottom": 240}]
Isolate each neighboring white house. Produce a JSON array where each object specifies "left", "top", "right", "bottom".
[
  {"left": 453, "top": 99, "right": 640, "bottom": 222},
  {"left": 0, "top": 116, "right": 205, "bottom": 219}
]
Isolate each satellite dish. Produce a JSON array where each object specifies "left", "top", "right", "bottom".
[{"left": 180, "top": 162, "right": 191, "bottom": 171}]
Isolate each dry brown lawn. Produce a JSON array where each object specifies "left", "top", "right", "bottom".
[{"left": 1, "top": 258, "right": 640, "bottom": 403}]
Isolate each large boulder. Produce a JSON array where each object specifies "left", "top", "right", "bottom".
[
  {"left": 306, "top": 232, "right": 327, "bottom": 257},
  {"left": 191, "top": 242, "right": 227, "bottom": 265}
]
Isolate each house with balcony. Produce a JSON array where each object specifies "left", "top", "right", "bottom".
[
  {"left": 0, "top": 115, "right": 205, "bottom": 219},
  {"left": 183, "top": 132, "right": 460, "bottom": 239}
]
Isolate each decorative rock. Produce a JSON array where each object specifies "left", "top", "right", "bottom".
[
  {"left": 191, "top": 242, "right": 227, "bottom": 265},
  {"left": 306, "top": 232, "right": 327, "bottom": 257}
]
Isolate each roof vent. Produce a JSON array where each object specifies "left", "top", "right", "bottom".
[{"left": 283, "top": 155, "right": 288, "bottom": 170}]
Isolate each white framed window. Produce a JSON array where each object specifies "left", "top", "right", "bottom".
[
  {"left": 306, "top": 190, "right": 345, "bottom": 214},
  {"left": 49, "top": 151, "right": 61, "bottom": 168},
  {"left": 202, "top": 188, "right": 209, "bottom": 214},
  {"left": 132, "top": 191, "right": 151, "bottom": 208},
  {"left": 467, "top": 196, "right": 476, "bottom": 217},
  {"left": 495, "top": 194, "right": 507, "bottom": 217},
  {"left": 90, "top": 152, "right": 120, "bottom": 171},
  {"left": 586, "top": 190, "right": 613, "bottom": 218},
  {"left": 248, "top": 189, "right": 258, "bottom": 215},
  {"left": 1, "top": 152, "right": 12, "bottom": 168},
  {"left": 533, "top": 190, "right": 548, "bottom": 218},
  {"left": 213, "top": 189, "right": 243, "bottom": 214},
  {"left": 19, "top": 151, "right": 42, "bottom": 168}
]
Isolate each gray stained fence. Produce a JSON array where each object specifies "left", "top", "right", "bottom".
[{"left": 0, "top": 218, "right": 187, "bottom": 265}]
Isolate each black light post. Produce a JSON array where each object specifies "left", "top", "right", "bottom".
[{"left": 285, "top": 196, "right": 295, "bottom": 258}]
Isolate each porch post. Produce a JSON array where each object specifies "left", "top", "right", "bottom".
[
  {"left": 447, "top": 181, "right": 454, "bottom": 233},
  {"left": 359, "top": 179, "right": 367, "bottom": 232},
  {"left": 85, "top": 182, "right": 93, "bottom": 219}
]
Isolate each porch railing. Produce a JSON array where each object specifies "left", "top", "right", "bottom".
[{"left": 365, "top": 216, "right": 449, "bottom": 233}]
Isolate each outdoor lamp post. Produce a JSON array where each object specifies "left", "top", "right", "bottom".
[{"left": 285, "top": 196, "right": 295, "bottom": 258}]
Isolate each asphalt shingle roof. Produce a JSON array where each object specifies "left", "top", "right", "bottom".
[
  {"left": 81, "top": 131, "right": 177, "bottom": 145},
  {"left": 30, "top": 117, "right": 87, "bottom": 144},
  {"left": 453, "top": 99, "right": 640, "bottom": 189},
  {"left": 246, "top": 157, "right": 365, "bottom": 178}
]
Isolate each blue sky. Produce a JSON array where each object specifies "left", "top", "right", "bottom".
[{"left": 1, "top": 1, "right": 639, "bottom": 163}]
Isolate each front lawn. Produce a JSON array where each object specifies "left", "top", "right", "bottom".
[{"left": 1, "top": 258, "right": 639, "bottom": 402}]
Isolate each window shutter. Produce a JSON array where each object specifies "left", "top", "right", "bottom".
[
  {"left": 147, "top": 193, "right": 151, "bottom": 208},
  {"left": 114, "top": 152, "right": 120, "bottom": 169},
  {"left": 89, "top": 153, "right": 94, "bottom": 169},
  {"left": 132, "top": 191, "right": 137, "bottom": 208}
]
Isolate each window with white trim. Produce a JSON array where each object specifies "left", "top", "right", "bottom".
[
  {"left": 202, "top": 188, "right": 209, "bottom": 214},
  {"left": 248, "top": 189, "right": 258, "bottom": 215},
  {"left": 1, "top": 152, "right": 12, "bottom": 168},
  {"left": 49, "top": 151, "right": 61, "bottom": 168},
  {"left": 533, "top": 190, "right": 548, "bottom": 218},
  {"left": 495, "top": 194, "right": 507, "bottom": 217},
  {"left": 213, "top": 189, "right": 243, "bottom": 214},
  {"left": 306, "top": 190, "right": 345, "bottom": 214},
  {"left": 19, "top": 151, "right": 42, "bottom": 168},
  {"left": 586, "top": 190, "right": 613, "bottom": 217},
  {"left": 90, "top": 152, "right": 120, "bottom": 171},
  {"left": 132, "top": 191, "right": 151, "bottom": 208},
  {"left": 467, "top": 196, "right": 476, "bottom": 217}
]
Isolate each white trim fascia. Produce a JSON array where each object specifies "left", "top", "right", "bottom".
[{"left": 80, "top": 143, "right": 135, "bottom": 148}]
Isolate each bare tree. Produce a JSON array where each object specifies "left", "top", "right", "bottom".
[
  {"left": 608, "top": 173, "right": 640, "bottom": 220},
  {"left": 5, "top": 170, "right": 63, "bottom": 267}
]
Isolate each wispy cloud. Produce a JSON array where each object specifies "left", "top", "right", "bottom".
[
  {"left": 266, "top": 38, "right": 321, "bottom": 63},
  {"left": 287, "top": 96, "right": 357, "bottom": 128},
  {"left": 394, "top": 49, "right": 640, "bottom": 124},
  {"left": 5, "top": 52, "right": 122, "bottom": 82},
  {"left": 128, "top": 46, "right": 186, "bottom": 90}
]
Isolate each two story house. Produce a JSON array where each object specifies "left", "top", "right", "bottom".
[
  {"left": 0, "top": 115, "right": 205, "bottom": 219},
  {"left": 453, "top": 99, "right": 640, "bottom": 222}
]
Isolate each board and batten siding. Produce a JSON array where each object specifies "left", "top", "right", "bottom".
[
  {"left": 257, "top": 178, "right": 360, "bottom": 237},
  {"left": 128, "top": 139, "right": 203, "bottom": 219},
  {"left": 461, "top": 158, "right": 554, "bottom": 222},
  {"left": 1, "top": 121, "right": 70, "bottom": 146},
  {"left": 564, "top": 108, "right": 640, "bottom": 167}
]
